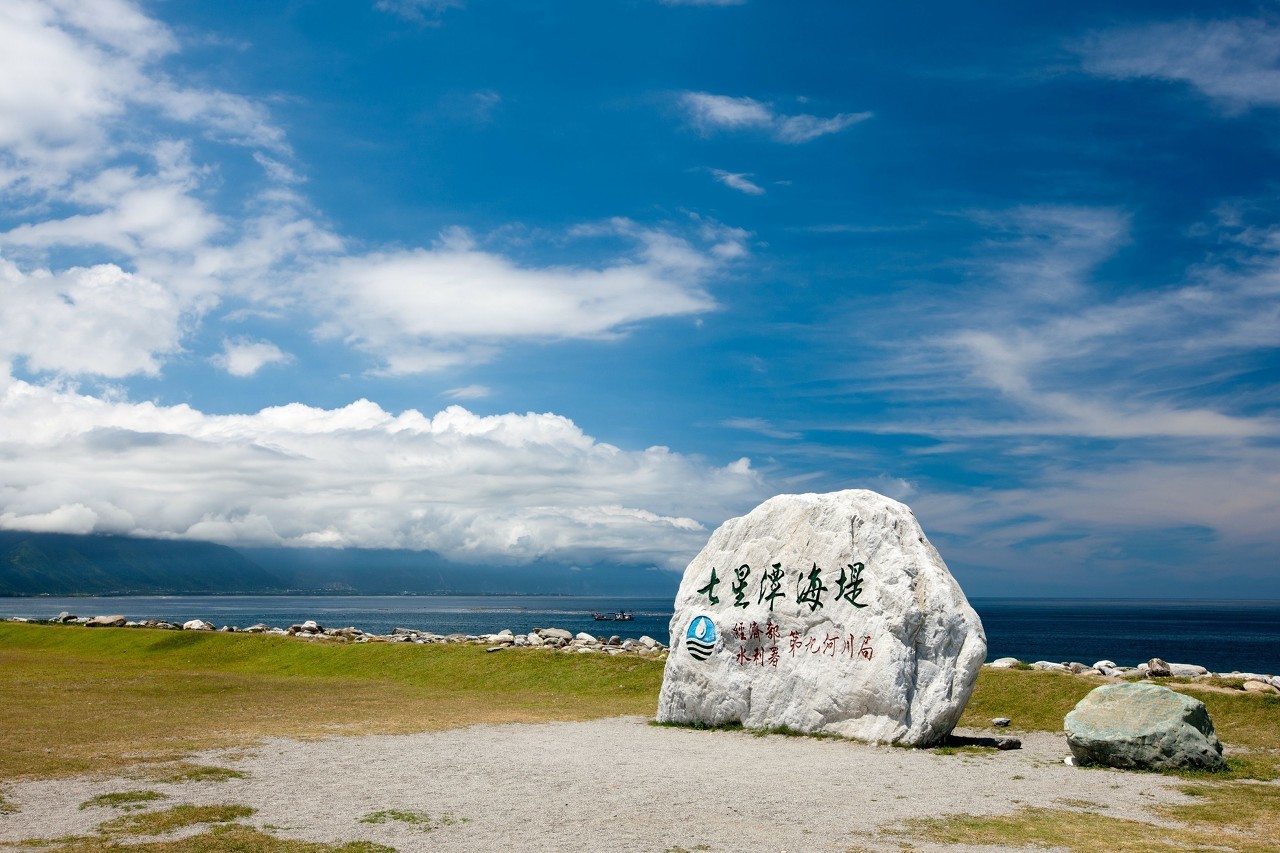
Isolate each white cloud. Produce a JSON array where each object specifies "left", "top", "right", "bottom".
[
  {"left": 375, "top": 0, "right": 465, "bottom": 25},
  {"left": 444, "top": 384, "right": 491, "bottom": 400},
  {"left": 856, "top": 204, "right": 1280, "bottom": 442},
  {"left": 0, "top": 257, "right": 183, "bottom": 377},
  {"left": 711, "top": 169, "right": 765, "bottom": 195},
  {"left": 680, "top": 91, "right": 871, "bottom": 143},
  {"left": 721, "top": 417, "right": 800, "bottom": 440},
  {"left": 0, "top": 0, "right": 283, "bottom": 188},
  {"left": 305, "top": 220, "right": 735, "bottom": 374},
  {"left": 1078, "top": 17, "right": 1280, "bottom": 113},
  {"left": 0, "top": 377, "right": 767, "bottom": 567},
  {"left": 211, "top": 338, "right": 292, "bottom": 377},
  {"left": 0, "top": 1, "right": 318, "bottom": 379},
  {"left": 0, "top": 2, "right": 746, "bottom": 384}
]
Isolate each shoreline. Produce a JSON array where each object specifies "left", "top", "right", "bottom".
[{"left": 7, "top": 614, "right": 1278, "bottom": 691}]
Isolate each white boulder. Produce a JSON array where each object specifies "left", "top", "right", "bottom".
[{"left": 656, "top": 489, "right": 986, "bottom": 746}]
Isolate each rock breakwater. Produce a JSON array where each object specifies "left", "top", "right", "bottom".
[
  {"left": 12, "top": 612, "right": 667, "bottom": 657},
  {"left": 986, "top": 655, "right": 1280, "bottom": 693}
]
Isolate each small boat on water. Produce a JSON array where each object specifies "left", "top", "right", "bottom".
[{"left": 591, "top": 610, "right": 635, "bottom": 622}]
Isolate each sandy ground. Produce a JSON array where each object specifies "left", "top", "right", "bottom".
[{"left": 1, "top": 717, "right": 1192, "bottom": 852}]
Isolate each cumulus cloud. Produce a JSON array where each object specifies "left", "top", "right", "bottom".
[
  {"left": 711, "top": 169, "right": 765, "bottom": 195},
  {"left": 0, "top": 377, "right": 766, "bottom": 567},
  {"left": 1077, "top": 17, "right": 1280, "bottom": 113},
  {"left": 680, "top": 91, "right": 871, "bottom": 143},
  {"left": 306, "top": 220, "right": 738, "bottom": 374},
  {"left": 0, "top": 257, "right": 183, "bottom": 377},
  {"left": 211, "top": 338, "right": 292, "bottom": 377}
]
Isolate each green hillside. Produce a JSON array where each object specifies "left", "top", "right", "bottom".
[{"left": 0, "top": 532, "right": 284, "bottom": 595}]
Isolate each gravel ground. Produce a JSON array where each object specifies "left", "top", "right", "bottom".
[{"left": 1, "top": 717, "right": 1191, "bottom": 852}]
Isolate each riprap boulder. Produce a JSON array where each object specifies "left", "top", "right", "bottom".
[{"left": 656, "top": 489, "right": 986, "bottom": 746}]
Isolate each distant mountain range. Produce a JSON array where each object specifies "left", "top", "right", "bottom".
[{"left": 0, "top": 531, "right": 680, "bottom": 596}]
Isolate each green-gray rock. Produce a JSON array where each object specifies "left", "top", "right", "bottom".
[{"left": 1064, "top": 682, "right": 1225, "bottom": 771}]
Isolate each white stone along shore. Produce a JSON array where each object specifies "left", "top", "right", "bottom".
[
  {"left": 14, "top": 611, "right": 669, "bottom": 656},
  {"left": 986, "top": 654, "right": 1280, "bottom": 693}
]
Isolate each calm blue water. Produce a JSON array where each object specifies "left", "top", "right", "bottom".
[
  {"left": 973, "top": 598, "right": 1280, "bottom": 675},
  {"left": 2, "top": 595, "right": 1276, "bottom": 674}
]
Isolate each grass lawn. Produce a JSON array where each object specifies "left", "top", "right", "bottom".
[{"left": 0, "top": 622, "right": 664, "bottom": 780}]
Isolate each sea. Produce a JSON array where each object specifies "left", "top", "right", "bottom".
[{"left": 1, "top": 595, "right": 1277, "bottom": 675}]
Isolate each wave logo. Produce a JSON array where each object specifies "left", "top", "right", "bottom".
[{"left": 684, "top": 615, "right": 717, "bottom": 661}]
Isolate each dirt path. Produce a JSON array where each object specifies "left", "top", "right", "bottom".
[{"left": 1, "top": 717, "right": 1190, "bottom": 851}]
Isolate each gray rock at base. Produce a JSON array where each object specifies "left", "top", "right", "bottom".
[
  {"left": 992, "top": 717, "right": 1011, "bottom": 727},
  {"left": 1068, "top": 662, "right": 1090, "bottom": 674},
  {"left": 988, "top": 657, "right": 1021, "bottom": 668},
  {"left": 656, "top": 489, "right": 986, "bottom": 747},
  {"left": 574, "top": 632, "right": 597, "bottom": 643},
  {"left": 1243, "top": 680, "right": 1279, "bottom": 695},
  {"left": 1146, "top": 658, "right": 1172, "bottom": 678},
  {"left": 1092, "top": 660, "right": 1118, "bottom": 671},
  {"left": 1064, "top": 682, "right": 1226, "bottom": 771},
  {"left": 1031, "top": 661, "right": 1071, "bottom": 672},
  {"left": 85, "top": 615, "right": 127, "bottom": 628},
  {"left": 182, "top": 619, "right": 215, "bottom": 631},
  {"left": 539, "top": 628, "right": 573, "bottom": 641},
  {"left": 1168, "top": 663, "right": 1209, "bottom": 678},
  {"left": 54, "top": 611, "right": 76, "bottom": 623}
]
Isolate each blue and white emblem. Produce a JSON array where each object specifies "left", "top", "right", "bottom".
[{"left": 684, "top": 614, "right": 717, "bottom": 661}]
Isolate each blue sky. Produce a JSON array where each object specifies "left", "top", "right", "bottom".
[{"left": 1, "top": 0, "right": 1278, "bottom": 596}]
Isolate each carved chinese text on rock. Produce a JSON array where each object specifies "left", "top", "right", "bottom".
[{"left": 687, "top": 561, "right": 874, "bottom": 667}]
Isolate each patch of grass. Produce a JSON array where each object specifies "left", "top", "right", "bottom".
[
  {"left": 358, "top": 808, "right": 467, "bottom": 831},
  {"left": 80, "top": 790, "right": 169, "bottom": 810},
  {"left": 139, "top": 763, "right": 247, "bottom": 784},
  {"left": 650, "top": 720, "right": 744, "bottom": 733},
  {"left": 8, "top": 824, "right": 395, "bottom": 852},
  {"left": 931, "top": 744, "right": 993, "bottom": 757},
  {"left": 98, "top": 803, "right": 255, "bottom": 836},
  {"left": 898, "top": 777, "right": 1280, "bottom": 852},
  {"left": 1055, "top": 797, "right": 1107, "bottom": 810},
  {"left": 0, "top": 790, "right": 15, "bottom": 814},
  {"left": 1163, "top": 781, "right": 1280, "bottom": 837},
  {"left": 0, "top": 621, "right": 663, "bottom": 781},
  {"left": 959, "top": 668, "right": 1103, "bottom": 732}
]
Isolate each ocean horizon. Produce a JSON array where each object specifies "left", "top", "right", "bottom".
[{"left": 2, "top": 594, "right": 1277, "bottom": 676}]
